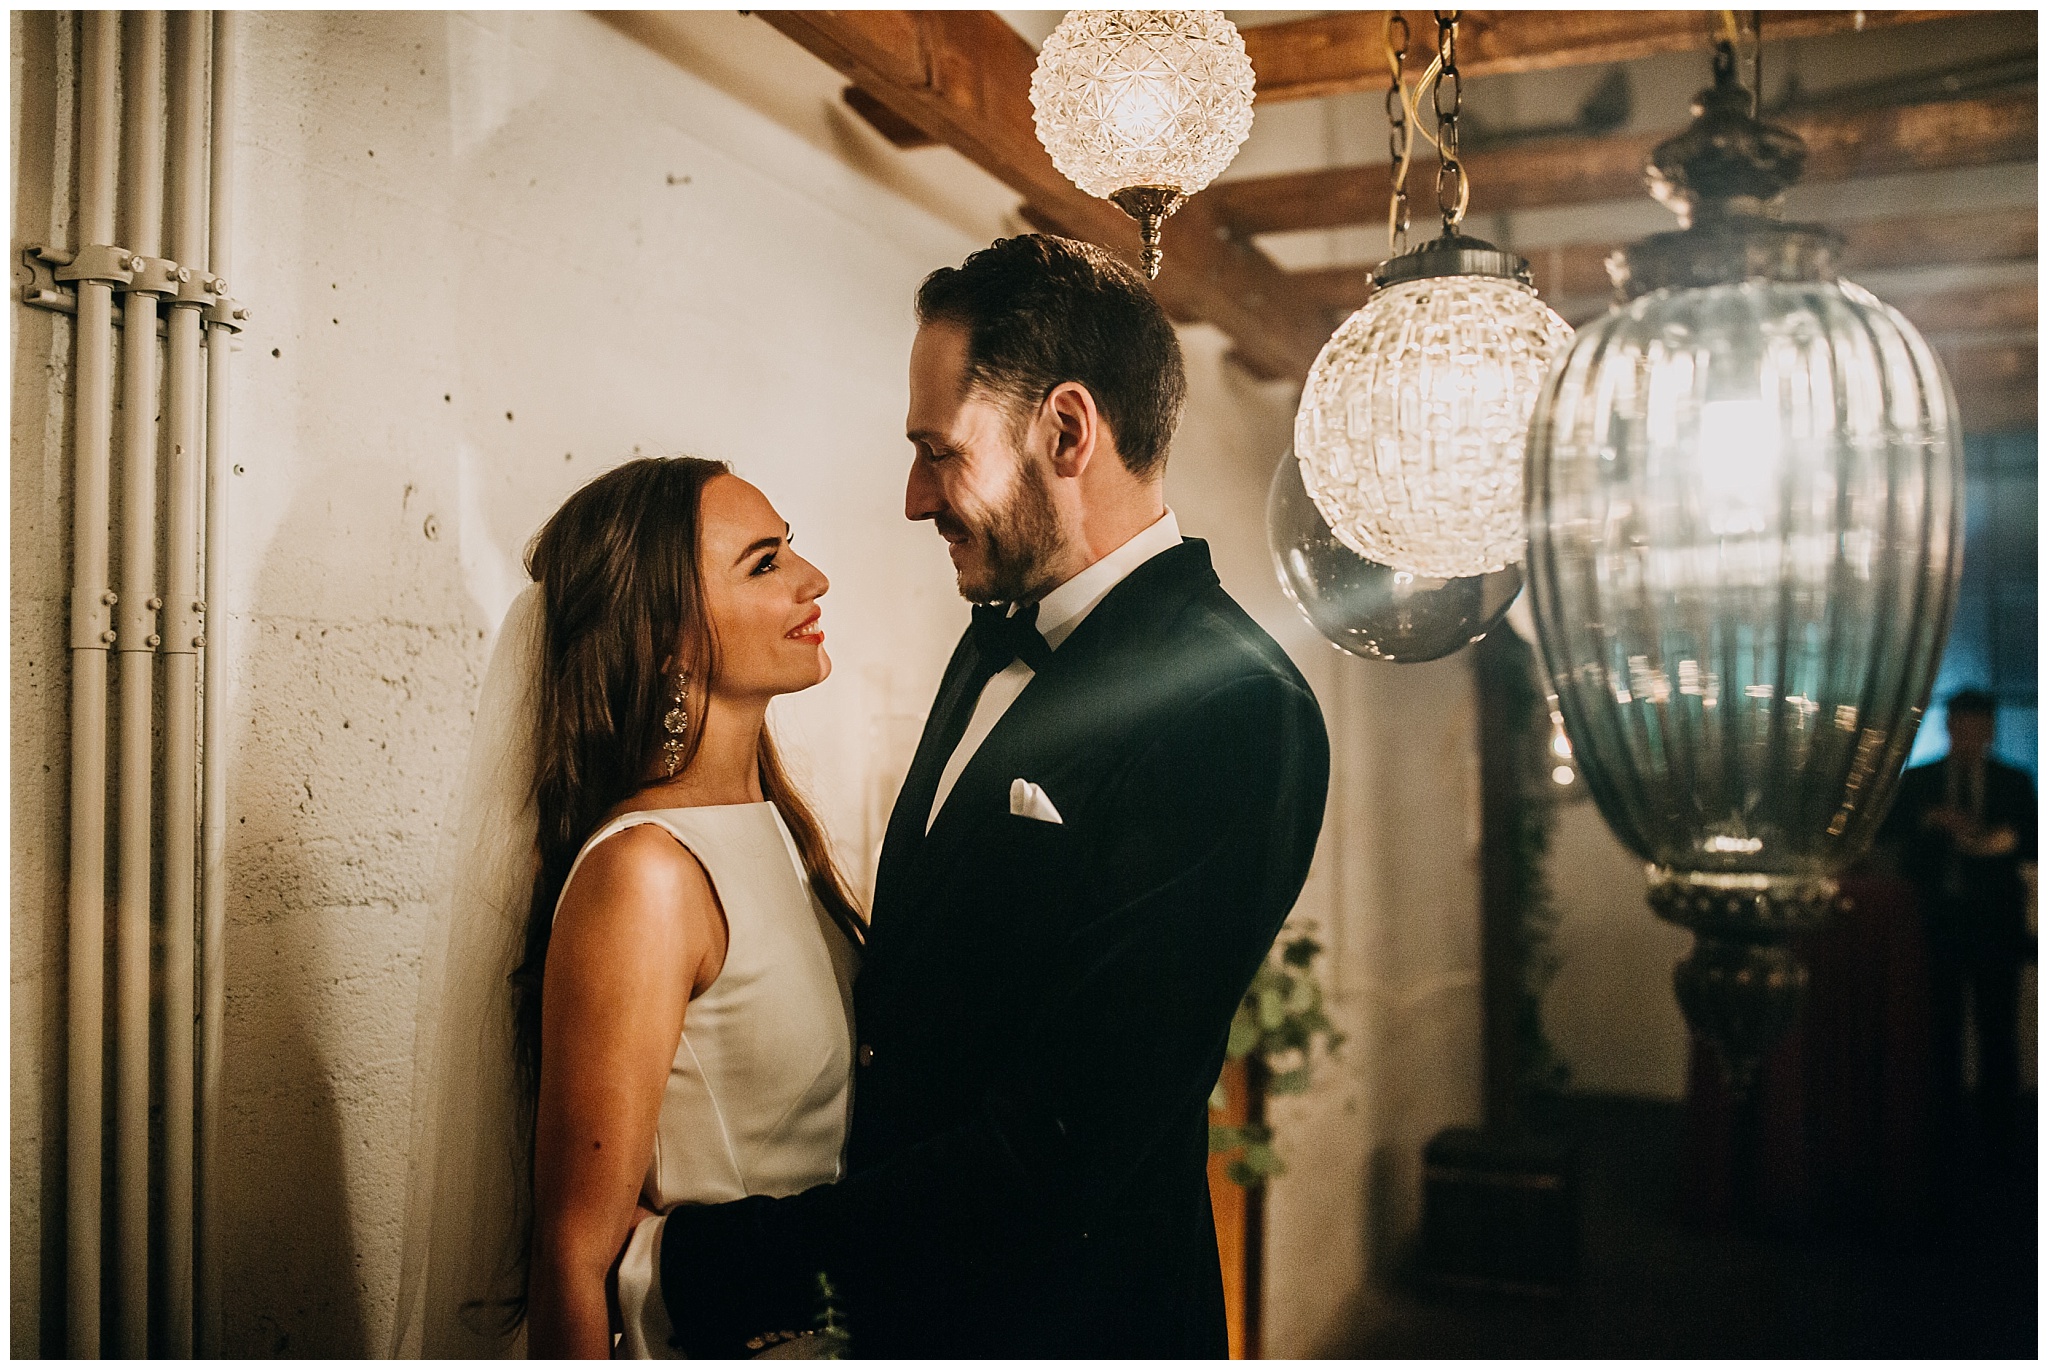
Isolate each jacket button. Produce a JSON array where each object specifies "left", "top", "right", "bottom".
[{"left": 857, "top": 1043, "right": 875, "bottom": 1067}]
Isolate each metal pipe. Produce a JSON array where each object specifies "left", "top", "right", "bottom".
[
  {"left": 160, "top": 11, "right": 210, "bottom": 1355},
  {"left": 67, "top": 12, "right": 124, "bottom": 1357},
  {"left": 114, "top": 12, "right": 167, "bottom": 1356},
  {"left": 198, "top": 11, "right": 238, "bottom": 1356}
]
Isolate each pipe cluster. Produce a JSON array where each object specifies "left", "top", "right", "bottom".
[{"left": 58, "top": 11, "right": 239, "bottom": 1357}]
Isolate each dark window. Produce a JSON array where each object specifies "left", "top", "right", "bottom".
[{"left": 1909, "top": 428, "right": 2038, "bottom": 780}]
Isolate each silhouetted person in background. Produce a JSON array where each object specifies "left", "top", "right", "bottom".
[{"left": 1886, "top": 689, "right": 2036, "bottom": 1170}]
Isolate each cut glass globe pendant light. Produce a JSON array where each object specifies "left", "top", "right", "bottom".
[
  {"left": 1295, "top": 12, "right": 1574, "bottom": 582},
  {"left": 1523, "top": 33, "right": 1962, "bottom": 1088},
  {"left": 1030, "top": 9, "right": 1256, "bottom": 278}
]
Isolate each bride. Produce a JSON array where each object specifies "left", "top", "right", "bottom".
[{"left": 391, "top": 456, "right": 864, "bottom": 1358}]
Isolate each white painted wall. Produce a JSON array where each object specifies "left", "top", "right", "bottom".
[{"left": 11, "top": 10, "right": 1484, "bottom": 1356}]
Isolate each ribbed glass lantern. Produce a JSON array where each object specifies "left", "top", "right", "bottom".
[
  {"left": 1524, "top": 53, "right": 1963, "bottom": 1083},
  {"left": 1296, "top": 238, "right": 1574, "bottom": 580},
  {"left": 1030, "top": 9, "right": 1255, "bottom": 277}
]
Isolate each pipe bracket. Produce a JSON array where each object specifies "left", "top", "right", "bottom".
[
  {"left": 116, "top": 593, "right": 160, "bottom": 651},
  {"left": 71, "top": 588, "right": 118, "bottom": 652},
  {"left": 165, "top": 597, "right": 204, "bottom": 652},
  {"left": 21, "top": 245, "right": 97, "bottom": 314},
  {"left": 204, "top": 291, "right": 249, "bottom": 333},
  {"left": 50, "top": 242, "right": 138, "bottom": 286},
  {"left": 166, "top": 270, "right": 219, "bottom": 307},
  {"left": 122, "top": 256, "right": 181, "bottom": 299}
]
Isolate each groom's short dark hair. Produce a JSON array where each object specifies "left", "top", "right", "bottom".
[{"left": 914, "top": 234, "right": 1186, "bottom": 479}]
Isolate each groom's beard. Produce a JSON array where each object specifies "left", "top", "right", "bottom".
[{"left": 945, "top": 453, "right": 1068, "bottom": 605}]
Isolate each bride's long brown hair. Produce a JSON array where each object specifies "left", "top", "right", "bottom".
[{"left": 498, "top": 455, "right": 862, "bottom": 1326}]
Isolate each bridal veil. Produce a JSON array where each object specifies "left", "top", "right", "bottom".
[{"left": 390, "top": 584, "right": 542, "bottom": 1357}]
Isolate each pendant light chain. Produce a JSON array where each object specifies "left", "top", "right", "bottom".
[
  {"left": 1709, "top": 9, "right": 1763, "bottom": 114},
  {"left": 1752, "top": 10, "right": 1764, "bottom": 116},
  {"left": 1432, "top": 10, "right": 1467, "bottom": 230},
  {"left": 1383, "top": 11, "right": 1412, "bottom": 256}
]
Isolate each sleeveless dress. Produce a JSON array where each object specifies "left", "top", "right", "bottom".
[{"left": 551, "top": 802, "right": 859, "bottom": 1359}]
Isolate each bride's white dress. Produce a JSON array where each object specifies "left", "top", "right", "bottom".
[
  {"left": 391, "top": 589, "right": 856, "bottom": 1359},
  {"left": 560, "top": 802, "right": 860, "bottom": 1358}
]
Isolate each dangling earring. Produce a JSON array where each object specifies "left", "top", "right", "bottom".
[{"left": 661, "top": 669, "right": 690, "bottom": 778}]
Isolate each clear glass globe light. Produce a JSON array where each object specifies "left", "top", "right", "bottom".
[
  {"left": 1030, "top": 9, "right": 1255, "bottom": 201},
  {"left": 1267, "top": 450, "right": 1521, "bottom": 663},
  {"left": 1295, "top": 273, "right": 1574, "bottom": 581},
  {"left": 1525, "top": 276, "right": 1962, "bottom": 886}
]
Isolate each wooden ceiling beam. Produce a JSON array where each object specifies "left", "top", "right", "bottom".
[
  {"left": 843, "top": 85, "right": 938, "bottom": 149},
  {"left": 1210, "top": 91, "right": 2036, "bottom": 238},
  {"left": 1939, "top": 336, "right": 2039, "bottom": 431},
  {"left": 1935, "top": 336, "right": 2037, "bottom": 387},
  {"left": 1243, "top": 10, "right": 1970, "bottom": 103},
  {"left": 1283, "top": 206, "right": 2039, "bottom": 327},
  {"left": 752, "top": 10, "right": 1327, "bottom": 380},
  {"left": 1529, "top": 205, "right": 2040, "bottom": 302},
  {"left": 1553, "top": 283, "right": 2039, "bottom": 332},
  {"left": 1886, "top": 281, "right": 2039, "bottom": 336}
]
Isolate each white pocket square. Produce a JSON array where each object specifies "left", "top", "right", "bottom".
[{"left": 1008, "top": 778, "right": 1064, "bottom": 825}]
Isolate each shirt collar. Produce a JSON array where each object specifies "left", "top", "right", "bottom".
[{"left": 1029, "top": 508, "right": 1182, "bottom": 651}]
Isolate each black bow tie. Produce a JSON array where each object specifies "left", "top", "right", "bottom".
[{"left": 970, "top": 601, "right": 1054, "bottom": 673}]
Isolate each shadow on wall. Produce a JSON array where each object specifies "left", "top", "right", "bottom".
[
  {"left": 219, "top": 527, "right": 498, "bottom": 1352},
  {"left": 217, "top": 526, "right": 370, "bottom": 1358},
  {"left": 1277, "top": 1141, "right": 1423, "bottom": 1359},
  {"left": 219, "top": 1008, "right": 366, "bottom": 1356},
  {"left": 215, "top": 487, "right": 486, "bottom": 1354}
]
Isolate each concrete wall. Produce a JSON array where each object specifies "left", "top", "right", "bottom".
[
  {"left": 12, "top": 9, "right": 73, "bottom": 1354},
  {"left": 11, "top": 10, "right": 1484, "bottom": 1356}
]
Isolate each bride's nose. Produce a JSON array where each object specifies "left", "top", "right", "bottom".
[{"left": 796, "top": 555, "right": 828, "bottom": 601}]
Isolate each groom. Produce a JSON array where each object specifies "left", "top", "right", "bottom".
[{"left": 637, "top": 235, "right": 1329, "bottom": 1357}]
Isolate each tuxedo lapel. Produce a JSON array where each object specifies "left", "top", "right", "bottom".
[
  {"left": 919, "top": 540, "right": 1222, "bottom": 862},
  {"left": 874, "top": 540, "right": 1224, "bottom": 943},
  {"left": 871, "top": 630, "right": 989, "bottom": 935}
]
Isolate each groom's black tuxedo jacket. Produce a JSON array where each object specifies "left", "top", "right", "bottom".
[{"left": 658, "top": 538, "right": 1329, "bottom": 1357}]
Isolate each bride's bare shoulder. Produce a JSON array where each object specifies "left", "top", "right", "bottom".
[
  {"left": 552, "top": 821, "right": 729, "bottom": 987},
  {"left": 563, "top": 820, "right": 711, "bottom": 915}
]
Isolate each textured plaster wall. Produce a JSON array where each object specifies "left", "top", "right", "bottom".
[
  {"left": 11, "top": 10, "right": 1485, "bottom": 1356},
  {"left": 12, "top": 10, "right": 73, "bottom": 1355}
]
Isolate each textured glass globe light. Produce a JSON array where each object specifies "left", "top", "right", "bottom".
[
  {"left": 1295, "top": 238, "right": 1575, "bottom": 581},
  {"left": 1267, "top": 452, "right": 1520, "bottom": 663},
  {"left": 1524, "top": 57, "right": 1963, "bottom": 1083},
  {"left": 1030, "top": 9, "right": 1255, "bottom": 277}
]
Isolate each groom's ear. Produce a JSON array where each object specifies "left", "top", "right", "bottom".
[{"left": 1043, "top": 380, "right": 1101, "bottom": 480}]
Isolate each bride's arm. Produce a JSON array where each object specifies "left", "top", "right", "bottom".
[{"left": 528, "top": 825, "right": 727, "bottom": 1359}]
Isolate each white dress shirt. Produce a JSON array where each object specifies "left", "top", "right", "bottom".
[{"left": 926, "top": 508, "right": 1184, "bottom": 831}]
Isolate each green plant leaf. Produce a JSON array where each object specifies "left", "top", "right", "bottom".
[
  {"left": 1281, "top": 934, "right": 1322, "bottom": 968},
  {"left": 1226, "top": 1011, "right": 1259, "bottom": 1060},
  {"left": 1266, "top": 1066, "right": 1313, "bottom": 1095}
]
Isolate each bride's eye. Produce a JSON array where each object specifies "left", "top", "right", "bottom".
[{"left": 751, "top": 552, "right": 779, "bottom": 576}]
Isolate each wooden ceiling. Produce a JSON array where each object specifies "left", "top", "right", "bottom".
[{"left": 643, "top": 10, "right": 2038, "bottom": 428}]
